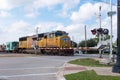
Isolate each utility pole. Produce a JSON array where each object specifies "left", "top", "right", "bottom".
[
  {"left": 72, "top": 36, "right": 74, "bottom": 47},
  {"left": 85, "top": 25, "right": 87, "bottom": 54},
  {"left": 99, "top": 5, "right": 102, "bottom": 58},
  {"left": 112, "top": 0, "right": 120, "bottom": 73},
  {"left": 36, "top": 27, "right": 39, "bottom": 44},
  {"left": 35, "top": 27, "right": 39, "bottom": 55}
]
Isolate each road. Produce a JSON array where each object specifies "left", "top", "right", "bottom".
[{"left": 0, "top": 53, "right": 106, "bottom": 80}]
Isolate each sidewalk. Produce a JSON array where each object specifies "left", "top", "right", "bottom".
[{"left": 57, "top": 62, "right": 120, "bottom": 80}]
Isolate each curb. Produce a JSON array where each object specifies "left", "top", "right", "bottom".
[{"left": 56, "top": 62, "right": 67, "bottom": 80}]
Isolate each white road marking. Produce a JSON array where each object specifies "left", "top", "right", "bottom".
[
  {"left": 38, "top": 57, "right": 66, "bottom": 62},
  {"left": 0, "top": 73, "right": 56, "bottom": 78},
  {"left": 0, "top": 67, "right": 61, "bottom": 71}
]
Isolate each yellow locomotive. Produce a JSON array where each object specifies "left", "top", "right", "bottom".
[{"left": 19, "top": 30, "right": 74, "bottom": 55}]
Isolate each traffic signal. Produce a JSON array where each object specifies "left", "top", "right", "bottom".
[
  {"left": 103, "top": 29, "right": 109, "bottom": 35},
  {"left": 97, "top": 28, "right": 103, "bottom": 34},
  {"left": 91, "top": 29, "right": 96, "bottom": 35}
]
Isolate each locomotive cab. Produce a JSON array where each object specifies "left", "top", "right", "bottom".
[{"left": 54, "top": 31, "right": 71, "bottom": 48}]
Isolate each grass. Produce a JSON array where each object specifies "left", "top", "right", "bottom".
[
  {"left": 64, "top": 70, "right": 120, "bottom": 80},
  {"left": 69, "top": 58, "right": 112, "bottom": 67}
]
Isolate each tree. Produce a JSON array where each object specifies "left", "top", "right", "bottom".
[
  {"left": 79, "top": 38, "right": 98, "bottom": 47},
  {"left": 104, "top": 35, "right": 110, "bottom": 40}
]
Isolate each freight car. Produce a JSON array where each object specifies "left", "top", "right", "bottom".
[
  {"left": 18, "top": 30, "right": 74, "bottom": 55},
  {"left": 5, "top": 41, "right": 19, "bottom": 52},
  {"left": 0, "top": 44, "right": 6, "bottom": 52}
]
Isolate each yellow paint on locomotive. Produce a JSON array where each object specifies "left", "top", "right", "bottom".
[
  {"left": 19, "top": 37, "right": 36, "bottom": 49},
  {"left": 19, "top": 41, "right": 27, "bottom": 49},
  {"left": 19, "top": 32, "right": 72, "bottom": 49},
  {"left": 38, "top": 38, "right": 47, "bottom": 48},
  {"left": 27, "top": 37, "right": 36, "bottom": 48},
  {"left": 37, "top": 35, "right": 71, "bottom": 48},
  {"left": 59, "top": 36, "right": 71, "bottom": 48}
]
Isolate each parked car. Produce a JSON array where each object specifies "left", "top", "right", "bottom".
[{"left": 103, "top": 48, "right": 110, "bottom": 53}]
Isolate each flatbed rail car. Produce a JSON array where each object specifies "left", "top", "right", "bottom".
[{"left": 18, "top": 30, "right": 74, "bottom": 56}]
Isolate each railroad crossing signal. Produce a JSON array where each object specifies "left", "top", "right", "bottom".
[{"left": 91, "top": 28, "right": 109, "bottom": 35}]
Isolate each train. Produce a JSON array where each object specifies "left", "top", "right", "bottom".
[
  {"left": 5, "top": 41, "right": 19, "bottom": 52},
  {"left": 4, "top": 30, "right": 75, "bottom": 56},
  {"left": 0, "top": 44, "right": 6, "bottom": 52}
]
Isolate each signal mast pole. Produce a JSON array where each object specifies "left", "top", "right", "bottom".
[
  {"left": 109, "top": 0, "right": 113, "bottom": 63},
  {"left": 35, "top": 27, "right": 39, "bottom": 55},
  {"left": 99, "top": 5, "right": 102, "bottom": 58},
  {"left": 112, "top": 0, "right": 120, "bottom": 73}
]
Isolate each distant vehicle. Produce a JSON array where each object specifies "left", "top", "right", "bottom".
[
  {"left": 74, "top": 49, "right": 83, "bottom": 54},
  {"left": 103, "top": 48, "right": 110, "bottom": 53},
  {"left": 103, "top": 47, "right": 117, "bottom": 54}
]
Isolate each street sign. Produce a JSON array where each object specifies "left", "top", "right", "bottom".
[{"left": 107, "top": 11, "right": 116, "bottom": 16}]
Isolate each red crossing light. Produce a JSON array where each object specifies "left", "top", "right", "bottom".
[{"left": 91, "top": 29, "right": 96, "bottom": 35}]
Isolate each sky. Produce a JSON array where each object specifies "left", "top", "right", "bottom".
[{"left": 0, "top": 0, "right": 117, "bottom": 44}]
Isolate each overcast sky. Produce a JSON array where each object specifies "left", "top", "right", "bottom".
[{"left": 0, "top": 0, "right": 117, "bottom": 44}]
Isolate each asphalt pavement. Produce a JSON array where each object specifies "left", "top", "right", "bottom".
[{"left": 0, "top": 53, "right": 109, "bottom": 80}]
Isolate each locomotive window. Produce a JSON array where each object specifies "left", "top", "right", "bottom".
[
  {"left": 38, "top": 34, "right": 44, "bottom": 38},
  {"left": 13, "top": 42, "right": 18, "bottom": 46},
  {"left": 55, "top": 32, "right": 68, "bottom": 37},
  {"left": 44, "top": 35, "right": 47, "bottom": 39},
  {"left": 54, "top": 31, "right": 68, "bottom": 37},
  {"left": 50, "top": 33, "right": 54, "bottom": 38},
  {"left": 32, "top": 37, "right": 37, "bottom": 40},
  {"left": 55, "top": 32, "right": 63, "bottom": 37},
  {"left": 61, "top": 38, "right": 70, "bottom": 42},
  {"left": 19, "top": 37, "right": 27, "bottom": 41}
]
